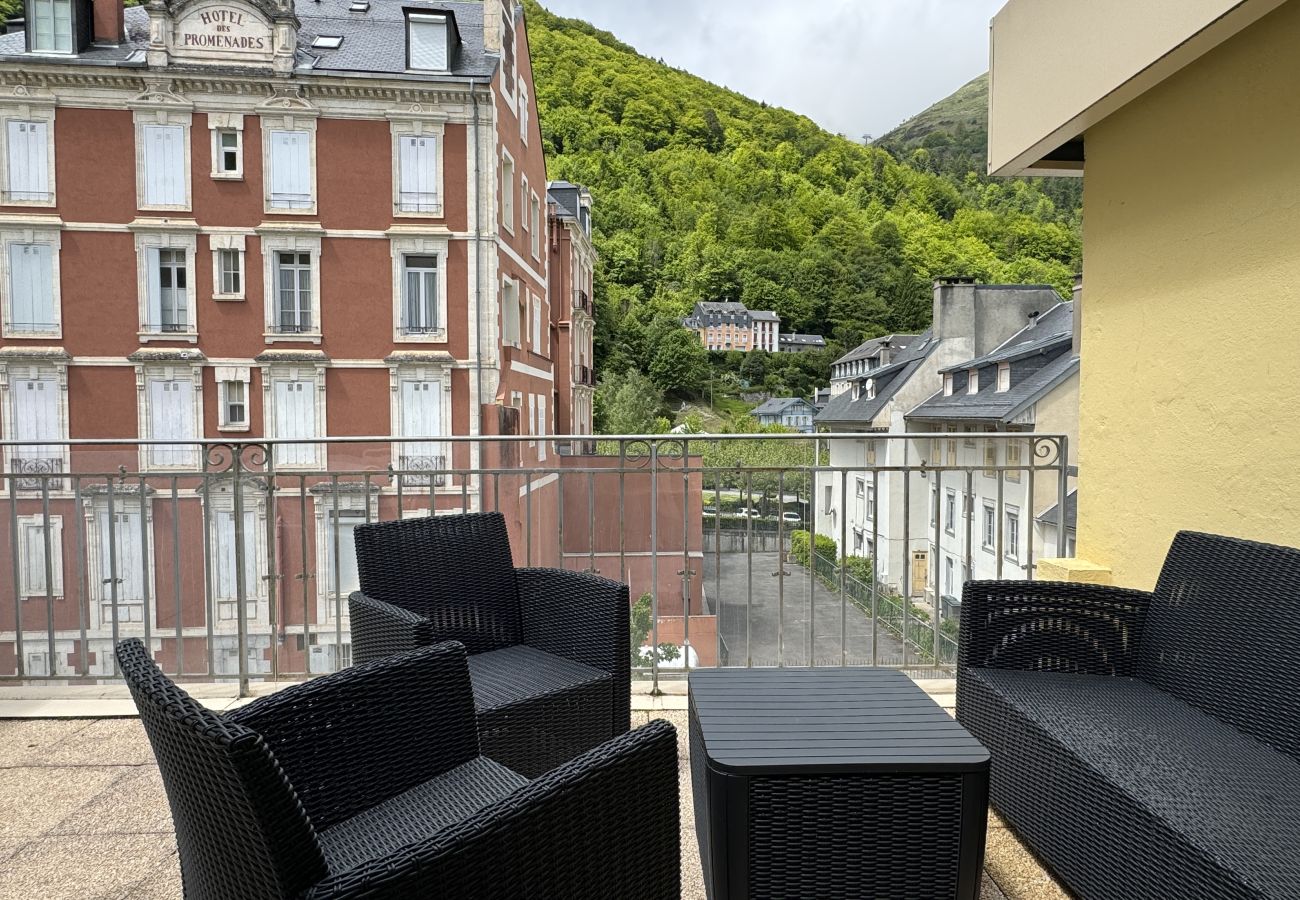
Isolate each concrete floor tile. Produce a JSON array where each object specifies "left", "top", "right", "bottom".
[
  {"left": 42, "top": 719, "right": 154, "bottom": 766},
  {"left": 50, "top": 768, "right": 172, "bottom": 836},
  {"left": 0, "top": 833, "right": 174, "bottom": 900},
  {"left": 0, "top": 768, "right": 120, "bottom": 839},
  {"left": 0, "top": 719, "right": 90, "bottom": 767}
]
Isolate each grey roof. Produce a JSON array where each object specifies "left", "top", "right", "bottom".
[
  {"left": 697, "top": 302, "right": 748, "bottom": 315},
  {"left": 0, "top": 1, "right": 499, "bottom": 79},
  {"left": 547, "top": 181, "right": 582, "bottom": 221},
  {"left": 908, "top": 353, "right": 1078, "bottom": 423},
  {"left": 1036, "top": 490, "right": 1078, "bottom": 531},
  {"left": 816, "top": 331, "right": 936, "bottom": 427},
  {"left": 938, "top": 304, "right": 1073, "bottom": 374},
  {"left": 753, "top": 397, "right": 815, "bottom": 416},
  {"left": 780, "top": 333, "right": 827, "bottom": 346},
  {"left": 837, "top": 334, "right": 920, "bottom": 367},
  {"left": 750, "top": 310, "right": 781, "bottom": 322},
  {"left": 908, "top": 302, "right": 1076, "bottom": 423}
]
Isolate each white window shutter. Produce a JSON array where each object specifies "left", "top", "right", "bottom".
[
  {"left": 7, "top": 121, "right": 48, "bottom": 201},
  {"left": 270, "top": 131, "right": 311, "bottom": 208},
  {"left": 274, "top": 379, "right": 315, "bottom": 466},
  {"left": 118, "top": 511, "right": 144, "bottom": 601},
  {"left": 9, "top": 243, "right": 53, "bottom": 332},
  {"left": 143, "top": 125, "right": 185, "bottom": 207},
  {"left": 13, "top": 378, "right": 59, "bottom": 457},
  {"left": 399, "top": 136, "right": 437, "bottom": 211},
  {"left": 532, "top": 298, "right": 542, "bottom": 353}
]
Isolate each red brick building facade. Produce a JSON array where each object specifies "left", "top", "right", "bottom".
[{"left": 0, "top": 0, "right": 585, "bottom": 678}]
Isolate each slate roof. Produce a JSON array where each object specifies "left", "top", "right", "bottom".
[
  {"left": 816, "top": 331, "right": 936, "bottom": 427},
  {"left": 753, "top": 398, "right": 815, "bottom": 417},
  {"left": 908, "top": 303, "right": 1077, "bottom": 424},
  {"left": 0, "top": 1, "right": 499, "bottom": 79},
  {"left": 547, "top": 181, "right": 582, "bottom": 221},
  {"left": 1036, "top": 490, "right": 1078, "bottom": 531},
  {"left": 750, "top": 310, "right": 781, "bottom": 322},
  {"left": 837, "top": 333, "right": 920, "bottom": 367},
  {"left": 780, "top": 333, "right": 827, "bottom": 347}
]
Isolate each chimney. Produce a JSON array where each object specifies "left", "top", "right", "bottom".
[
  {"left": 92, "top": 0, "right": 124, "bottom": 45},
  {"left": 1071, "top": 273, "right": 1083, "bottom": 357},
  {"left": 482, "top": 0, "right": 503, "bottom": 52}
]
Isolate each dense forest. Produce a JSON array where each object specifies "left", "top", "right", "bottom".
[{"left": 526, "top": 1, "right": 1083, "bottom": 427}]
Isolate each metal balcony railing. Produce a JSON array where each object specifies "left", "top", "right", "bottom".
[
  {"left": 572, "top": 364, "right": 595, "bottom": 387},
  {"left": 0, "top": 433, "right": 1072, "bottom": 694},
  {"left": 572, "top": 289, "right": 592, "bottom": 316}
]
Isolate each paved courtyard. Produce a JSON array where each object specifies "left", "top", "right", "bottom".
[
  {"left": 0, "top": 707, "right": 1066, "bottom": 899},
  {"left": 707, "top": 550, "right": 910, "bottom": 667}
]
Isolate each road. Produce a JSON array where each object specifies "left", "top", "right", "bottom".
[{"left": 703, "top": 550, "right": 907, "bottom": 667}]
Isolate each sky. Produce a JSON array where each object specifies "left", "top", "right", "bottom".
[{"left": 539, "top": 0, "right": 1005, "bottom": 140}]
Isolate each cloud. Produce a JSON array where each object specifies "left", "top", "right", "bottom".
[{"left": 537, "top": 0, "right": 1003, "bottom": 138}]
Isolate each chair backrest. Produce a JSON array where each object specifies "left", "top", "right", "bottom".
[
  {"left": 1138, "top": 531, "right": 1300, "bottom": 759},
  {"left": 354, "top": 511, "right": 522, "bottom": 654},
  {"left": 116, "top": 640, "right": 328, "bottom": 899}
]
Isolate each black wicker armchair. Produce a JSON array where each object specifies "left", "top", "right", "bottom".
[
  {"left": 956, "top": 531, "right": 1300, "bottom": 900},
  {"left": 348, "top": 512, "right": 630, "bottom": 777},
  {"left": 117, "top": 638, "right": 679, "bottom": 900}
]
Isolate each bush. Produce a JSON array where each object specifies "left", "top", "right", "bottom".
[{"left": 629, "top": 592, "right": 682, "bottom": 668}]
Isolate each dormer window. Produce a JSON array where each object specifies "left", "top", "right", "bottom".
[
  {"left": 312, "top": 35, "right": 344, "bottom": 50},
  {"left": 407, "top": 12, "right": 450, "bottom": 72},
  {"left": 997, "top": 362, "right": 1011, "bottom": 393},
  {"left": 967, "top": 369, "right": 979, "bottom": 395},
  {"left": 943, "top": 373, "right": 954, "bottom": 397},
  {"left": 29, "top": 0, "right": 76, "bottom": 54},
  {"left": 866, "top": 379, "right": 876, "bottom": 400}
]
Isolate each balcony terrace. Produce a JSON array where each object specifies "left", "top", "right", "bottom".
[{"left": 0, "top": 433, "right": 1074, "bottom": 897}]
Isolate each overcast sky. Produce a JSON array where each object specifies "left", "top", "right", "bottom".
[{"left": 540, "top": 0, "right": 1005, "bottom": 140}]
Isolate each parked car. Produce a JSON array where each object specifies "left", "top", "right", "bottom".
[
  {"left": 782, "top": 512, "right": 803, "bottom": 524},
  {"left": 737, "top": 508, "right": 761, "bottom": 519},
  {"left": 703, "top": 506, "right": 719, "bottom": 516}
]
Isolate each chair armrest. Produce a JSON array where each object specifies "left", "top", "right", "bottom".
[
  {"left": 518, "top": 567, "right": 630, "bottom": 734},
  {"left": 228, "top": 642, "right": 478, "bottom": 832},
  {"left": 958, "top": 580, "right": 1153, "bottom": 677},
  {"left": 348, "top": 591, "right": 435, "bottom": 666},
  {"left": 303, "top": 719, "right": 680, "bottom": 900}
]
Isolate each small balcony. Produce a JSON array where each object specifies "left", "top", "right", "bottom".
[
  {"left": 572, "top": 288, "right": 593, "bottom": 316},
  {"left": 10, "top": 455, "right": 64, "bottom": 492},
  {"left": 573, "top": 363, "right": 596, "bottom": 386}
]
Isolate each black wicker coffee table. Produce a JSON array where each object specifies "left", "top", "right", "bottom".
[{"left": 689, "top": 668, "right": 990, "bottom": 900}]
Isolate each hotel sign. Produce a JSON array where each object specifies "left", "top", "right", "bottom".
[{"left": 171, "top": 1, "right": 275, "bottom": 62}]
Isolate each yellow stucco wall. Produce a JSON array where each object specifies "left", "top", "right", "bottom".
[{"left": 1079, "top": 1, "right": 1300, "bottom": 589}]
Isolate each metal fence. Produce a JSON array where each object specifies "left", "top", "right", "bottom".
[{"left": 0, "top": 432, "right": 1070, "bottom": 693}]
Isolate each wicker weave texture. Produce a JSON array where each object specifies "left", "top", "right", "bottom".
[
  {"left": 118, "top": 639, "right": 681, "bottom": 900},
  {"left": 957, "top": 531, "right": 1300, "bottom": 900},
  {"left": 350, "top": 511, "right": 631, "bottom": 778}
]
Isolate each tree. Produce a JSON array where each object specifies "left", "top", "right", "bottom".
[
  {"left": 597, "top": 369, "right": 666, "bottom": 435},
  {"left": 648, "top": 329, "right": 709, "bottom": 396}
]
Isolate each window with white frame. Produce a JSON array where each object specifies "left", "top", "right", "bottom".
[
  {"left": 1005, "top": 507, "right": 1021, "bottom": 562},
  {"left": 530, "top": 293, "right": 542, "bottom": 354},
  {"left": 502, "top": 277, "right": 520, "bottom": 346},
  {"left": 537, "top": 393, "right": 548, "bottom": 461},
  {"left": 208, "top": 113, "right": 244, "bottom": 179},
  {"left": 260, "top": 232, "right": 320, "bottom": 339},
  {"left": 401, "top": 255, "right": 440, "bottom": 335},
  {"left": 500, "top": 0, "right": 516, "bottom": 97},
  {"left": 135, "top": 231, "right": 196, "bottom": 338},
  {"left": 866, "top": 484, "right": 875, "bottom": 520},
  {"left": 266, "top": 367, "right": 324, "bottom": 468},
  {"left": 944, "top": 489, "right": 956, "bottom": 534},
  {"left": 142, "top": 370, "right": 200, "bottom": 469},
  {"left": 500, "top": 151, "right": 515, "bottom": 234},
  {"left": 18, "top": 514, "right": 62, "bottom": 597},
  {"left": 138, "top": 120, "right": 190, "bottom": 210},
  {"left": 2, "top": 231, "right": 60, "bottom": 337},
  {"left": 945, "top": 556, "right": 954, "bottom": 597},
  {"left": 211, "top": 506, "right": 262, "bottom": 623},
  {"left": 324, "top": 509, "right": 362, "bottom": 599},
  {"left": 395, "top": 372, "right": 448, "bottom": 486},
  {"left": 210, "top": 232, "right": 245, "bottom": 301},
  {"left": 984, "top": 442, "right": 998, "bottom": 478},
  {"left": 29, "top": 0, "right": 74, "bottom": 52},
  {"left": 217, "top": 366, "right": 251, "bottom": 431},
  {"left": 982, "top": 504, "right": 995, "bottom": 550},
  {"left": 5, "top": 367, "right": 66, "bottom": 490},
  {"left": 527, "top": 393, "right": 536, "bottom": 447},
  {"left": 930, "top": 486, "right": 937, "bottom": 527},
  {"left": 530, "top": 191, "right": 541, "bottom": 259},
  {"left": 4, "top": 118, "right": 54, "bottom": 204},
  {"left": 397, "top": 133, "right": 439, "bottom": 213},
  {"left": 967, "top": 369, "right": 979, "bottom": 394},
  {"left": 407, "top": 11, "right": 450, "bottom": 71},
  {"left": 943, "top": 373, "right": 953, "bottom": 396},
  {"left": 823, "top": 483, "right": 833, "bottom": 516},
  {"left": 1005, "top": 439, "right": 1023, "bottom": 483},
  {"left": 264, "top": 124, "right": 315, "bottom": 211},
  {"left": 93, "top": 504, "right": 148, "bottom": 625},
  {"left": 519, "top": 82, "right": 530, "bottom": 142},
  {"left": 997, "top": 362, "right": 1011, "bottom": 393},
  {"left": 521, "top": 175, "right": 529, "bottom": 237}
]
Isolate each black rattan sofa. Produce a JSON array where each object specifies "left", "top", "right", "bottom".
[
  {"left": 348, "top": 512, "right": 630, "bottom": 778},
  {"left": 957, "top": 531, "right": 1300, "bottom": 900},
  {"left": 117, "top": 638, "right": 679, "bottom": 900}
]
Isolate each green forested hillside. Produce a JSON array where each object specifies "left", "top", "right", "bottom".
[{"left": 526, "top": 2, "right": 1082, "bottom": 417}]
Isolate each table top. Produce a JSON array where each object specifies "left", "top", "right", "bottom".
[{"left": 688, "top": 668, "right": 989, "bottom": 775}]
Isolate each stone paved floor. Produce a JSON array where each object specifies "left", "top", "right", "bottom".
[{"left": 0, "top": 711, "right": 1066, "bottom": 899}]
